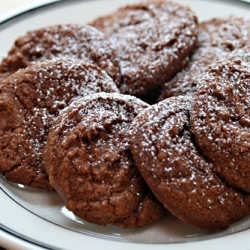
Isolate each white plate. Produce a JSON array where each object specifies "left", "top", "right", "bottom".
[{"left": 0, "top": 0, "right": 250, "bottom": 249}]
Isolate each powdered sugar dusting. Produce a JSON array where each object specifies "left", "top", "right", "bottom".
[
  {"left": 198, "top": 16, "right": 250, "bottom": 51},
  {"left": 129, "top": 95, "right": 250, "bottom": 230},
  {"left": 0, "top": 24, "right": 121, "bottom": 86},
  {"left": 0, "top": 59, "right": 119, "bottom": 187},
  {"left": 191, "top": 59, "right": 250, "bottom": 192},
  {"left": 54, "top": 92, "right": 149, "bottom": 135},
  {"left": 91, "top": 0, "right": 197, "bottom": 96},
  {"left": 158, "top": 16, "right": 250, "bottom": 100},
  {"left": 43, "top": 92, "right": 165, "bottom": 227}
]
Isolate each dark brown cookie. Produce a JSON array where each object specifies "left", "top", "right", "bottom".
[
  {"left": 43, "top": 92, "right": 166, "bottom": 227},
  {"left": 129, "top": 95, "right": 250, "bottom": 230},
  {"left": 190, "top": 59, "right": 250, "bottom": 193},
  {"left": 0, "top": 24, "right": 121, "bottom": 86},
  {"left": 90, "top": 0, "right": 198, "bottom": 96},
  {"left": 0, "top": 59, "right": 119, "bottom": 189},
  {"left": 157, "top": 16, "right": 250, "bottom": 100}
]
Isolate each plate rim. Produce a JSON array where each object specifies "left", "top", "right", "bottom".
[
  {"left": 1, "top": 0, "right": 250, "bottom": 27},
  {"left": 0, "top": 0, "right": 64, "bottom": 25}
]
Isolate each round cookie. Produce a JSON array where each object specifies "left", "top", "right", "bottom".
[
  {"left": 190, "top": 59, "right": 250, "bottom": 193},
  {"left": 129, "top": 95, "right": 250, "bottom": 230},
  {"left": 0, "top": 24, "right": 121, "bottom": 86},
  {"left": 43, "top": 92, "right": 166, "bottom": 227},
  {"left": 0, "top": 59, "right": 119, "bottom": 189},
  {"left": 157, "top": 16, "right": 250, "bottom": 101},
  {"left": 90, "top": 0, "right": 198, "bottom": 96}
]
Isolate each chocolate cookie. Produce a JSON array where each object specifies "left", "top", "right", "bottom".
[
  {"left": 190, "top": 59, "right": 250, "bottom": 193},
  {"left": 0, "top": 24, "right": 121, "bottom": 86},
  {"left": 43, "top": 92, "right": 166, "bottom": 227},
  {"left": 129, "top": 95, "right": 250, "bottom": 230},
  {"left": 0, "top": 59, "right": 119, "bottom": 189},
  {"left": 90, "top": 0, "right": 198, "bottom": 96},
  {"left": 158, "top": 46, "right": 250, "bottom": 100},
  {"left": 157, "top": 16, "right": 250, "bottom": 100}
]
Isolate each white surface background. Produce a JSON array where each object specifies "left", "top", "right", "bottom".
[{"left": 0, "top": 0, "right": 60, "bottom": 23}]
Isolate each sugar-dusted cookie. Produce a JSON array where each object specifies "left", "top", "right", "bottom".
[
  {"left": 0, "top": 59, "right": 119, "bottom": 189},
  {"left": 198, "top": 17, "right": 250, "bottom": 51},
  {"left": 0, "top": 24, "right": 121, "bottom": 86},
  {"left": 43, "top": 92, "right": 166, "bottom": 227},
  {"left": 157, "top": 16, "right": 250, "bottom": 100},
  {"left": 90, "top": 0, "right": 198, "bottom": 96},
  {"left": 129, "top": 95, "right": 250, "bottom": 230},
  {"left": 190, "top": 59, "right": 250, "bottom": 192}
]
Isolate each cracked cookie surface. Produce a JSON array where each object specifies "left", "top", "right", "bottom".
[
  {"left": 43, "top": 92, "right": 166, "bottom": 227},
  {"left": 90, "top": 0, "right": 197, "bottom": 96},
  {"left": 129, "top": 95, "right": 250, "bottom": 230},
  {"left": 157, "top": 16, "right": 250, "bottom": 101},
  {"left": 0, "top": 24, "right": 121, "bottom": 86},
  {"left": 0, "top": 59, "right": 119, "bottom": 189},
  {"left": 190, "top": 60, "right": 250, "bottom": 193}
]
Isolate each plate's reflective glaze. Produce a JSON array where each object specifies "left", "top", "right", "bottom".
[{"left": 0, "top": 0, "right": 250, "bottom": 249}]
